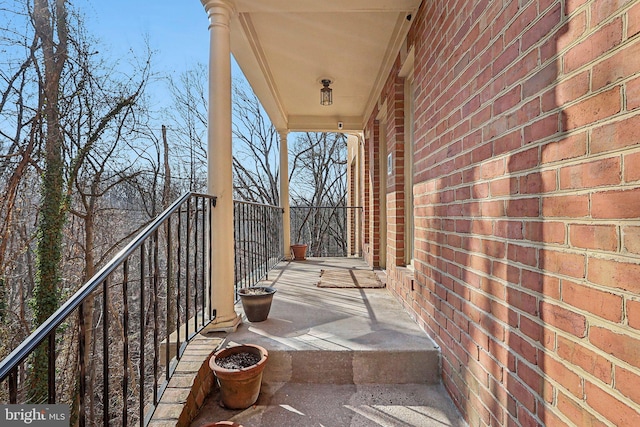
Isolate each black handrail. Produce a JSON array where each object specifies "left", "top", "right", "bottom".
[
  {"left": 0, "top": 192, "right": 216, "bottom": 425},
  {"left": 233, "top": 200, "right": 284, "bottom": 296}
]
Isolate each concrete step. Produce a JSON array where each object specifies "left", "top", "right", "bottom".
[{"left": 263, "top": 348, "right": 440, "bottom": 384}]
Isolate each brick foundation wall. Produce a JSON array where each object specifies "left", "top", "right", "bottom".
[{"left": 370, "top": 0, "right": 640, "bottom": 426}]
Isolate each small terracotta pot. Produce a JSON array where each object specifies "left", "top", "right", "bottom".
[
  {"left": 209, "top": 344, "right": 269, "bottom": 409},
  {"left": 291, "top": 244, "right": 308, "bottom": 260}
]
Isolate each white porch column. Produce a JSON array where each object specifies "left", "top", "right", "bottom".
[
  {"left": 279, "top": 130, "right": 291, "bottom": 259},
  {"left": 201, "top": 0, "right": 240, "bottom": 331}
]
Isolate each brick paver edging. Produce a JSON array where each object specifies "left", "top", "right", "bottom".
[{"left": 148, "top": 334, "right": 224, "bottom": 427}]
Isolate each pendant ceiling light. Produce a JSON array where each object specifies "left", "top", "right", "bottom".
[{"left": 320, "top": 79, "right": 333, "bottom": 106}]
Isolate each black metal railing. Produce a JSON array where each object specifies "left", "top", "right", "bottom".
[
  {"left": 233, "top": 200, "right": 284, "bottom": 296},
  {"left": 0, "top": 192, "right": 215, "bottom": 426},
  {"left": 290, "top": 205, "right": 363, "bottom": 257}
]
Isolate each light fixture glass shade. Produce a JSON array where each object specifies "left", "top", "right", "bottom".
[{"left": 320, "top": 79, "right": 332, "bottom": 106}]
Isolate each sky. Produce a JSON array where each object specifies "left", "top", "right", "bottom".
[
  {"left": 78, "top": 0, "right": 210, "bottom": 77},
  {"left": 74, "top": 0, "right": 245, "bottom": 108}
]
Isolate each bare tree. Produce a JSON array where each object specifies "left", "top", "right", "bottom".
[
  {"left": 165, "top": 66, "right": 349, "bottom": 255},
  {"left": 165, "top": 64, "right": 208, "bottom": 193},
  {"left": 289, "top": 132, "right": 348, "bottom": 255},
  {"left": 231, "top": 83, "right": 280, "bottom": 205},
  {"left": 0, "top": 0, "right": 152, "bottom": 404}
]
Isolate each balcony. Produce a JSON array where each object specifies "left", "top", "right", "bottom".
[
  {"left": 189, "top": 257, "right": 463, "bottom": 427},
  {"left": 0, "top": 195, "right": 460, "bottom": 426}
]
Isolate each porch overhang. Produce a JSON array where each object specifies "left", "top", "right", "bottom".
[{"left": 229, "top": 0, "right": 421, "bottom": 132}]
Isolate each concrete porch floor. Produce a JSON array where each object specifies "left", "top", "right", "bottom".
[{"left": 191, "top": 258, "right": 466, "bottom": 427}]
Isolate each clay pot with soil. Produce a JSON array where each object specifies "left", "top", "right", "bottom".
[
  {"left": 209, "top": 344, "right": 269, "bottom": 409},
  {"left": 237, "top": 286, "right": 276, "bottom": 322}
]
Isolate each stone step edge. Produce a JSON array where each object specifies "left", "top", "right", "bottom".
[{"left": 263, "top": 348, "right": 441, "bottom": 385}]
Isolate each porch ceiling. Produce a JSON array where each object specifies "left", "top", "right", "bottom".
[{"left": 229, "top": 0, "right": 421, "bottom": 132}]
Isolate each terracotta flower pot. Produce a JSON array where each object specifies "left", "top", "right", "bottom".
[
  {"left": 290, "top": 244, "right": 308, "bottom": 260},
  {"left": 202, "top": 422, "right": 244, "bottom": 427},
  {"left": 203, "top": 422, "right": 243, "bottom": 427},
  {"left": 238, "top": 286, "right": 276, "bottom": 322},
  {"left": 209, "top": 344, "right": 269, "bottom": 409}
]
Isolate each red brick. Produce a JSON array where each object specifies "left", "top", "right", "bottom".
[
  {"left": 493, "top": 42, "right": 520, "bottom": 80},
  {"left": 624, "top": 226, "right": 640, "bottom": 255},
  {"left": 519, "top": 170, "right": 557, "bottom": 195},
  {"left": 506, "top": 197, "right": 540, "bottom": 217},
  {"left": 480, "top": 200, "right": 505, "bottom": 217},
  {"left": 522, "top": 2, "right": 562, "bottom": 53},
  {"left": 591, "top": 0, "right": 629, "bottom": 27},
  {"left": 588, "top": 257, "right": 640, "bottom": 292},
  {"left": 507, "top": 243, "right": 536, "bottom": 267},
  {"left": 592, "top": 188, "right": 640, "bottom": 219},
  {"left": 507, "top": 288, "right": 538, "bottom": 316},
  {"left": 541, "top": 132, "right": 587, "bottom": 164},
  {"left": 564, "top": 18, "right": 623, "bottom": 73},
  {"left": 542, "top": 71, "right": 590, "bottom": 112},
  {"left": 524, "top": 221, "right": 565, "bottom": 244},
  {"left": 490, "top": 177, "right": 517, "bottom": 196},
  {"left": 585, "top": 380, "right": 640, "bottom": 426},
  {"left": 517, "top": 360, "right": 543, "bottom": 395},
  {"left": 628, "top": 299, "right": 640, "bottom": 330},
  {"left": 541, "top": 194, "right": 589, "bottom": 218},
  {"left": 539, "top": 301, "right": 587, "bottom": 337},
  {"left": 593, "top": 40, "right": 640, "bottom": 91},
  {"left": 562, "top": 279, "right": 623, "bottom": 322},
  {"left": 537, "top": 403, "right": 567, "bottom": 427},
  {"left": 615, "top": 365, "right": 640, "bottom": 405},
  {"left": 591, "top": 114, "right": 640, "bottom": 154},
  {"left": 508, "top": 332, "right": 538, "bottom": 364},
  {"left": 560, "top": 157, "right": 621, "bottom": 189},
  {"left": 504, "top": 50, "right": 539, "bottom": 90},
  {"left": 541, "top": 11, "right": 587, "bottom": 62},
  {"left": 569, "top": 224, "right": 618, "bottom": 251},
  {"left": 481, "top": 158, "right": 505, "bottom": 179},
  {"left": 563, "top": 86, "right": 622, "bottom": 131},
  {"left": 494, "top": 220, "right": 523, "bottom": 239},
  {"left": 557, "top": 390, "right": 608, "bottom": 427},
  {"left": 516, "top": 405, "right": 538, "bottom": 427},
  {"left": 523, "top": 113, "right": 560, "bottom": 144},
  {"left": 492, "top": 262, "right": 520, "bottom": 288},
  {"left": 493, "top": 86, "right": 521, "bottom": 115},
  {"left": 557, "top": 335, "right": 613, "bottom": 384},
  {"left": 494, "top": 130, "right": 523, "bottom": 157},
  {"left": 539, "top": 353, "right": 584, "bottom": 398},
  {"left": 505, "top": 1, "right": 538, "bottom": 42},
  {"left": 522, "top": 268, "right": 561, "bottom": 299},
  {"left": 509, "top": 147, "right": 538, "bottom": 173},
  {"left": 520, "top": 315, "right": 543, "bottom": 343},
  {"left": 506, "top": 372, "right": 536, "bottom": 413},
  {"left": 479, "top": 347, "right": 504, "bottom": 381},
  {"left": 522, "top": 62, "right": 557, "bottom": 101},
  {"left": 566, "top": 0, "right": 589, "bottom": 16},
  {"left": 590, "top": 326, "right": 640, "bottom": 368},
  {"left": 628, "top": 76, "right": 640, "bottom": 111},
  {"left": 630, "top": 1, "right": 640, "bottom": 38},
  {"left": 624, "top": 151, "right": 640, "bottom": 182}
]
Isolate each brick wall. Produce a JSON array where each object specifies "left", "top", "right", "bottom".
[
  {"left": 365, "top": 119, "right": 383, "bottom": 267},
  {"left": 386, "top": 75, "right": 408, "bottom": 267},
  {"left": 369, "top": 0, "right": 640, "bottom": 425}
]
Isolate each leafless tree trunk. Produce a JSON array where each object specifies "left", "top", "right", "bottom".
[{"left": 29, "top": 0, "right": 70, "bottom": 402}]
